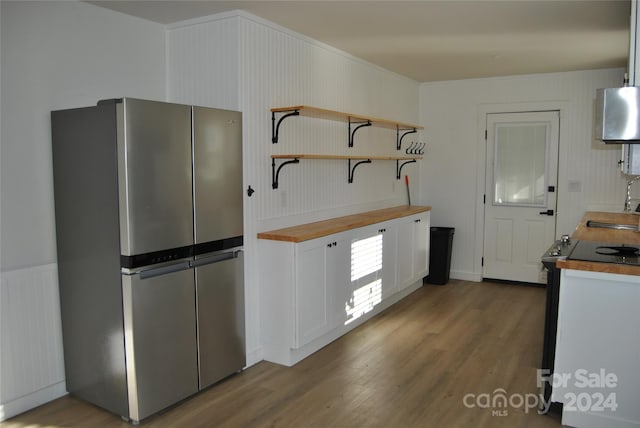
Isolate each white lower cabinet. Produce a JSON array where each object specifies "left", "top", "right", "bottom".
[
  {"left": 397, "top": 212, "right": 430, "bottom": 290},
  {"left": 345, "top": 224, "right": 388, "bottom": 326},
  {"left": 414, "top": 213, "right": 430, "bottom": 278},
  {"left": 294, "top": 233, "right": 349, "bottom": 348},
  {"left": 553, "top": 269, "right": 640, "bottom": 428},
  {"left": 379, "top": 222, "right": 399, "bottom": 299},
  {"left": 259, "top": 210, "right": 431, "bottom": 366}
]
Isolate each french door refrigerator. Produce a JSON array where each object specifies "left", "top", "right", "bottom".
[{"left": 51, "top": 98, "right": 245, "bottom": 423}]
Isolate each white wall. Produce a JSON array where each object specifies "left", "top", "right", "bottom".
[
  {"left": 167, "top": 14, "right": 240, "bottom": 110},
  {"left": 1, "top": 1, "right": 166, "bottom": 271},
  {"left": 167, "top": 11, "right": 421, "bottom": 365},
  {"left": 2, "top": 1, "right": 631, "bottom": 421},
  {"left": 418, "top": 69, "right": 628, "bottom": 281},
  {"left": 0, "top": 1, "right": 166, "bottom": 419}
]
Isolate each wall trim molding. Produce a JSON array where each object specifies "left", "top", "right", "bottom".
[
  {"left": 245, "top": 347, "right": 263, "bottom": 368},
  {"left": 0, "top": 381, "right": 67, "bottom": 422},
  {"left": 450, "top": 270, "right": 482, "bottom": 282},
  {"left": 1, "top": 262, "right": 58, "bottom": 276},
  {"left": 1, "top": 263, "right": 65, "bottom": 421}
]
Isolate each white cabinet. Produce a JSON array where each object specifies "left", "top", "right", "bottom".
[
  {"left": 397, "top": 212, "right": 430, "bottom": 290},
  {"left": 344, "top": 224, "right": 389, "bottom": 326},
  {"left": 397, "top": 218, "right": 414, "bottom": 289},
  {"left": 294, "top": 239, "right": 328, "bottom": 348},
  {"left": 378, "top": 222, "right": 399, "bottom": 299},
  {"left": 327, "top": 235, "right": 351, "bottom": 329},
  {"left": 294, "top": 233, "right": 349, "bottom": 348},
  {"left": 259, "top": 209, "right": 431, "bottom": 366},
  {"left": 415, "top": 213, "right": 430, "bottom": 278},
  {"left": 553, "top": 268, "right": 640, "bottom": 428}
]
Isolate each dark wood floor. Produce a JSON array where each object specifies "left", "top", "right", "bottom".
[{"left": 2, "top": 280, "right": 562, "bottom": 427}]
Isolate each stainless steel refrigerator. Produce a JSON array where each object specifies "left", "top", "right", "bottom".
[{"left": 51, "top": 98, "right": 245, "bottom": 423}]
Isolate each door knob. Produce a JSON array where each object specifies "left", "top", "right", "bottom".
[{"left": 539, "top": 209, "right": 554, "bottom": 216}]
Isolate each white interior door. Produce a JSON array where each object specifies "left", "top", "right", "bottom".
[{"left": 483, "top": 111, "right": 559, "bottom": 284}]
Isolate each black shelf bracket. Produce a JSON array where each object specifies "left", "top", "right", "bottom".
[
  {"left": 396, "top": 159, "right": 417, "bottom": 179},
  {"left": 272, "top": 158, "right": 300, "bottom": 189},
  {"left": 397, "top": 127, "right": 417, "bottom": 151},
  {"left": 348, "top": 158, "right": 372, "bottom": 183},
  {"left": 348, "top": 119, "right": 372, "bottom": 147},
  {"left": 272, "top": 110, "right": 300, "bottom": 144}
]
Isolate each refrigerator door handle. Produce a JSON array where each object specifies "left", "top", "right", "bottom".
[
  {"left": 192, "top": 250, "right": 238, "bottom": 268},
  {"left": 139, "top": 260, "right": 192, "bottom": 280}
]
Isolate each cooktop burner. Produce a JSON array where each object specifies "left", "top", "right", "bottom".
[
  {"left": 595, "top": 246, "right": 639, "bottom": 256},
  {"left": 569, "top": 240, "right": 640, "bottom": 266}
]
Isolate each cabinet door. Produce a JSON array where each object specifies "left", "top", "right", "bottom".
[
  {"left": 553, "top": 269, "right": 640, "bottom": 426},
  {"left": 294, "top": 234, "right": 350, "bottom": 347},
  {"left": 295, "top": 239, "right": 331, "bottom": 348},
  {"left": 396, "top": 213, "right": 430, "bottom": 289},
  {"left": 414, "top": 212, "right": 430, "bottom": 278},
  {"left": 327, "top": 235, "right": 350, "bottom": 328},
  {"left": 345, "top": 227, "right": 386, "bottom": 324},
  {"left": 378, "top": 222, "right": 398, "bottom": 299},
  {"left": 396, "top": 217, "right": 416, "bottom": 290}
]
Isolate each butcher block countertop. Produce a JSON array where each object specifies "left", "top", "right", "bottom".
[
  {"left": 555, "top": 259, "right": 640, "bottom": 276},
  {"left": 257, "top": 205, "right": 431, "bottom": 243},
  {"left": 570, "top": 211, "right": 640, "bottom": 244},
  {"left": 556, "top": 211, "right": 640, "bottom": 276}
]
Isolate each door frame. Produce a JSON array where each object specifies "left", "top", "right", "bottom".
[
  {"left": 473, "top": 102, "right": 570, "bottom": 282},
  {"left": 483, "top": 110, "right": 559, "bottom": 283}
]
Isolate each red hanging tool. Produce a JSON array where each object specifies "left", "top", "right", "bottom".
[{"left": 405, "top": 175, "right": 411, "bottom": 206}]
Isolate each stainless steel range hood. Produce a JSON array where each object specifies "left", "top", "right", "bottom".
[{"left": 596, "top": 87, "right": 640, "bottom": 143}]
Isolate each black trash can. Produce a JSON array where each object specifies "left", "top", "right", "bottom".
[{"left": 425, "top": 227, "right": 454, "bottom": 285}]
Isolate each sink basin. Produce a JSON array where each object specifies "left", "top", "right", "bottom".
[{"left": 586, "top": 220, "right": 638, "bottom": 231}]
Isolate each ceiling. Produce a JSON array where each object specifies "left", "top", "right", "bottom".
[{"left": 89, "top": 0, "right": 632, "bottom": 82}]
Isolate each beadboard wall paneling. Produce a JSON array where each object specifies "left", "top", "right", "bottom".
[
  {"left": 167, "top": 11, "right": 421, "bottom": 367},
  {"left": 0, "top": 264, "right": 66, "bottom": 420},
  {"left": 419, "top": 69, "right": 627, "bottom": 281},
  {"left": 166, "top": 16, "right": 240, "bottom": 110},
  {"left": 236, "top": 13, "right": 420, "bottom": 224}
]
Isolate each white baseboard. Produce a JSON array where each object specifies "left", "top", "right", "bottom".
[
  {"left": 450, "top": 270, "right": 482, "bottom": 282},
  {"left": 0, "top": 381, "right": 67, "bottom": 421},
  {"left": 245, "top": 347, "right": 263, "bottom": 368}
]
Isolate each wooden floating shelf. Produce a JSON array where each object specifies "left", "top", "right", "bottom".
[
  {"left": 270, "top": 105, "right": 424, "bottom": 189},
  {"left": 271, "top": 105, "right": 424, "bottom": 131},
  {"left": 271, "top": 154, "right": 422, "bottom": 161},
  {"left": 271, "top": 154, "right": 422, "bottom": 188}
]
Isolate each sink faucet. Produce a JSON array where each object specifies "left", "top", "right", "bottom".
[{"left": 623, "top": 175, "right": 640, "bottom": 212}]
